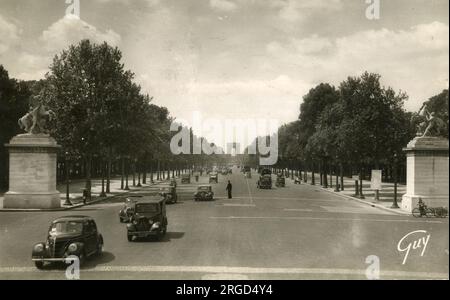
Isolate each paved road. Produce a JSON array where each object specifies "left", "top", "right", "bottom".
[{"left": 0, "top": 167, "right": 448, "bottom": 279}]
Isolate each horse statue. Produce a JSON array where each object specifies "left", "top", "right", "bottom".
[
  {"left": 18, "top": 103, "right": 55, "bottom": 134},
  {"left": 415, "top": 103, "right": 447, "bottom": 137}
]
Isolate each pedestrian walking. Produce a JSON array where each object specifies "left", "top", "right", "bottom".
[{"left": 226, "top": 180, "right": 232, "bottom": 199}]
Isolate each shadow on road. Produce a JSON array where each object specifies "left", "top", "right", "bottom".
[
  {"left": 129, "top": 231, "right": 185, "bottom": 243},
  {"left": 83, "top": 251, "right": 115, "bottom": 269}
]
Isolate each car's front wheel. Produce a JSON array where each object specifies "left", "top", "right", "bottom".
[
  {"left": 127, "top": 235, "right": 133, "bottom": 242},
  {"left": 34, "top": 261, "right": 44, "bottom": 269},
  {"left": 76, "top": 252, "right": 86, "bottom": 266}
]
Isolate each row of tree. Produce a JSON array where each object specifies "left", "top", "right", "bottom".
[
  {"left": 244, "top": 72, "right": 448, "bottom": 194},
  {"left": 0, "top": 40, "right": 219, "bottom": 195}
]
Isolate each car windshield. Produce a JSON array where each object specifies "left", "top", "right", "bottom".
[
  {"left": 135, "top": 203, "right": 160, "bottom": 213},
  {"left": 50, "top": 221, "right": 83, "bottom": 235},
  {"left": 198, "top": 186, "right": 210, "bottom": 191},
  {"left": 261, "top": 169, "right": 271, "bottom": 175}
]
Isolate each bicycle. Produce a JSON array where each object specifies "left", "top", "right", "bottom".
[{"left": 412, "top": 202, "right": 448, "bottom": 218}]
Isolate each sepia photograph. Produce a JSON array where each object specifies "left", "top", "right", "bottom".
[{"left": 0, "top": 0, "right": 448, "bottom": 285}]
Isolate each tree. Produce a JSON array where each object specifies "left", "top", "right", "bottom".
[
  {"left": 42, "top": 40, "right": 133, "bottom": 196},
  {"left": 0, "top": 65, "right": 31, "bottom": 189}
]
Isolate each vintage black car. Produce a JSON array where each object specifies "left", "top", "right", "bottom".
[
  {"left": 127, "top": 196, "right": 168, "bottom": 241},
  {"left": 170, "top": 178, "right": 177, "bottom": 188},
  {"left": 257, "top": 168, "right": 272, "bottom": 189},
  {"left": 32, "top": 216, "right": 103, "bottom": 269},
  {"left": 194, "top": 185, "right": 214, "bottom": 201},
  {"left": 159, "top": 186, "right": 178, "bottom": 204},
  {"left": 181, "top": 174, "right": 191, "bottom": 184},
  {"left": 209, "top": 172, "right": 218, "bottom": 183},
  {"left": 275, "top": 174, "right": 286, "bottom": 187}
]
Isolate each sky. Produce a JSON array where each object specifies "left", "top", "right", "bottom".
[{"left": 0, "top": 0, "right": 448, "bottom": 149}]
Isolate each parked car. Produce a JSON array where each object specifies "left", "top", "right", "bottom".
[
  {"left": 181, "top": 174, "right": 191, "bottom": 184},
  {"left": 194, "top": 185, "right": 214, "bottom": 201},
  {"left": 275, "top": 174, "right": 286, "bottom": 187},
  {"left": 127, "top": 196, "right": 168, "bottom": 241},
  {"left": 159, "top": 186, "right": 178, "bottom": 204},
  {"left": 209, "top": 172, "right": 218, "bottom": 183},
  {"left": 32, "top": 216, "right": 104, "bottom": 269},
  {"left": 294, "top": 176, "right": 302, "bottom": 184}
]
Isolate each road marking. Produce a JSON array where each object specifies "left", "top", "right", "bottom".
[
  {"left": 225, "top": 196, "right": 341, "bottom": 202},
  {"left": 245, "top": 177, "right": 253, "bottom": 204},
  {"left": 201, "top": 273, "right": 249, "bottom": 280},
  {"left": 221, "top": 204, "right": 256, "bottom": 207},
  {"left": 0, "top": 265, "right": 446, "bottom": 279},
  {"left": 321, "top": 206, "right": 394, "bottom": 215},
  {"left": 209, "top": 216, "right": 444, "bottom": 224}
]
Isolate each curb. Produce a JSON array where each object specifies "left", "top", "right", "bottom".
[
  {"left": 289, "top": 179, "right": 410, "bottom": 216},
  {"left": 0, "top": 180, "right": 169, "bottom": 212}
]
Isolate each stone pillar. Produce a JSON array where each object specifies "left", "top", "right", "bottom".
[
  {"left": 401, "top": 136, "right": 449, "bottom": 212},
  {"left": 3, "top": 134, "right": 61, "bottom": 209}
]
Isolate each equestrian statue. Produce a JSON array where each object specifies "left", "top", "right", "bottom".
[{"left": 18, "top": 101, "right": 55, "bottom": 135}]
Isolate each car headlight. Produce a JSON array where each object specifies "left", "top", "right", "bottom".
[
  {"left": 34, "top": 244, "right": 44, "bottom": 252},
  {"left": 151, "top": 222, "right": 160, "bottom": 230},
  {"left": 68, "top": 243, "right": 78, "bottom": 252},
  {"left": 133, "top": 219, "right": 138, "bottom": 225}
]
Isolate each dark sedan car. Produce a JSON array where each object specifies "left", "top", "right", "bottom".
[{"left": 32, "top": 216, "right": 104, "bottom": 269}]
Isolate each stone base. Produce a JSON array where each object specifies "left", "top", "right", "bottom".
[
  {"left": 3, "top": 191, "right": 61, "bottom": 209},
  {"left": 401, "top": 194, "right": 449, "bottom": 212},
  {"left": 4, "top": 134, "right": 61, "bottom": 209}
]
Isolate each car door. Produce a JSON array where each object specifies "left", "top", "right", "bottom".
[{"left": 83, "top": 221, "right": 97, "bottom": 255}]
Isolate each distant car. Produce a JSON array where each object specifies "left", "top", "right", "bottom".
[
  {"left": 159, "top": 186, "right": 178, "bottom": 204},
  {"left": 181, "top": 174, "right": 191, "bottom": 184},
  {"left": 209, "top": 172, "right": 218, "bottom": 183},
  {"left": 127, "top": 196, "right": 168, "bottom": 241},
  {"left": 32, "top": 216, "right": 104, "bottom": 269},
  {"left": 275, "top": 174, "right": 286, "bottom": 187},
  {"left": 294, "top": 176, "right": 301, "bottom": 184},
  {"left": 257, "top": 168, "right": 272, "bottom": 189},
  {"left": 194, "top": 185, "right": 214, "bottom": 201}
]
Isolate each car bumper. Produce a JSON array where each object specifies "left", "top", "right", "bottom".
[
  {"left": 128, "top": 230, "right": 161, "bottom": 237},
  {"left": 32, "top": 257, "right": 67, "bottom": 262}
]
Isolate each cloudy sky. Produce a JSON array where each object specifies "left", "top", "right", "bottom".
[{"left": 0, "top": 0, "right": 448, "bottom": 147}]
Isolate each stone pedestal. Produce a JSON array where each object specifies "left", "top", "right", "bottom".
[
  {"left": 3, "top": 134, "right": 61, "bottom": 209},
  {"left": 401, "top": 136, "right": 449, "bottom": 212}
]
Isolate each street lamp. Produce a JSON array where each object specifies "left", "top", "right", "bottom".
[
  {"left": 64, "top": 151, "right": 72, "bottom": 206},
  {"left": 334, "top": 156, "right": 340, "bottom": 192},
  {"left": 391, "top": 153, "right": 400, "bottom": 209}
]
